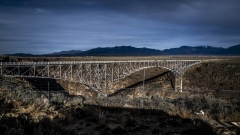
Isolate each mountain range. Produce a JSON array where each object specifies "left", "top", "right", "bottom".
[{"left": 3, "top": 44, "right": 240, "bottom": 56}]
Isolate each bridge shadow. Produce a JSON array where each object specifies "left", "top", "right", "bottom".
[
  {"left": 108, "top": 71, "right": 175, "bottom": 97},
  {"left": 25, "top": 78, "right": 88, "bottom": 102},
  {"left": 81, "top": 104, "right": 217, "bottom": 135},
  {"left": 25, "top": 78, "right": 65, "bottom": 91}
]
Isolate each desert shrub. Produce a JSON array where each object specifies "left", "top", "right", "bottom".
[
  {"left": 3, "top": 89, "right": 84, "bottom": 110},
  {"left": 196, "top": 67, "right": 202, "bottom": 72},
  {"left": 50, "top": 93, "right": 66, "bottom": 105},
  {"left": 50, "top": 92, "right": 84, "bottom": 107},
  {"left": 224, "top": 112, "right": 240, "bottom": 121},
  {"left": 178, "top": 106, "right": 195, "bottom": 119},
  {"left": 127, "top": 98, "right": 141, "bottom": 107},
  {"left": 55, "top": 110, "right": 76, "bottom": 126},
  {"left": 65, "top": 96, "right": 84, "bottom": 107},
  {"left": 4, "top": 89, "right": 49, "bottom": 111},
  {"left": 157, "top": 101, "right": 175, "bottom": 112}
]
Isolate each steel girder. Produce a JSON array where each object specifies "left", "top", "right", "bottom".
[{"left": 0, "top": 60, "right": 201, "bottom": 95}]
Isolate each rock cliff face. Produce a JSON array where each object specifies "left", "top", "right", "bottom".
[{"left": 184, "top": 61, "right": 240, "bottom": 90}]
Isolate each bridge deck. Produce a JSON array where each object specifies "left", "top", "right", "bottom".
[
  {"left": 0, "top": 60, "right": 201, "bottom": 66},
  {"left": 0, "top": 60, "right": 201, "bottom": 95}
]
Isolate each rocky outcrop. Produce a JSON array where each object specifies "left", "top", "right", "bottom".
[{"left": 184, "top": 61, "right": 240, "bottom": 90}]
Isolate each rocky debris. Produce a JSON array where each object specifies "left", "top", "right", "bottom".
[
  {"left": 216, "top": 127, "right": 240, "bottom": 135},
  {"left": 231, "top": 122, "right": 240, "bottom": 128}
]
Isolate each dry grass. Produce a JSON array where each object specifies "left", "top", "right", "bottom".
[
  {"left": 85, "top": 89, "right": 240, "bottom": 124},
  {"left": 223, "top": 112, "right": 240, "bottom": 122},
  {"left": 178, "top": 107, "right": 195, "bottom": 119}
]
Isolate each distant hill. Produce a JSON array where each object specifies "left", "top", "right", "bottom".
[
  {"left": 222, "top": 44, "right": 240, "bottom": 55},
  {"left": 5, "top": 53, "right": 34, "bottom": 57},
  {"left": 4, "top": 44, "right": 240, "bottom": 56},
  {"left": 162, "top": 46, "right": 225, "bottom": 55},
  {"left": 47, "top": 50, "right": 82, "bottom": 56},
  {"left": 76, "top": 46, "right": 162, "bottom": 56}
]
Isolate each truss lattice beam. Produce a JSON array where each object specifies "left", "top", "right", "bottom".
[{"left": 0, "top": 60, "right": 201, "bottom": 95}]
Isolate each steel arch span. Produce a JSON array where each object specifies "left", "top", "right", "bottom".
[{"left": 0, "top": 60, "right": 201, "bottom": 96}]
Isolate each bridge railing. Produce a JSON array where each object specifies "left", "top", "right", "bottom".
[{"left": 0, "top": 60, "right": 201, "bottom": 66}]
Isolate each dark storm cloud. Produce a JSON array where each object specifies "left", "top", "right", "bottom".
[{"left": 0, "top": 0, "right": 240, "bottom": 54}]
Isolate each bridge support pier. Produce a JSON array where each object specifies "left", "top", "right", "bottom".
[{"left": 175, "top": 76, "right": 183, "bottom": 92}]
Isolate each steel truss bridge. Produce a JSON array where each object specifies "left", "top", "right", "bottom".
[{"left": 0, "top": 60, "right": 201, "bottom": 96}]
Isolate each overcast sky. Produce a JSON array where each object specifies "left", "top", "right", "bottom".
[{"left": 0, "top": 0, "right": 240, "bottom": 54}]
